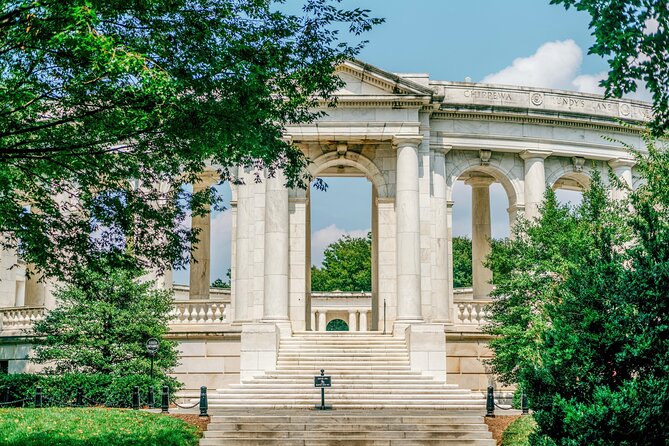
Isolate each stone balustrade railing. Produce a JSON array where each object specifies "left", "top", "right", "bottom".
[
  {"left": 0, "top": 306, "right": 46, "bottom": 332},
  {"left": 169, "top": 300, "right": 230, "bottom": 325},
  {"left": 452, "top": 300, "right": 492, "bottom": 326}
]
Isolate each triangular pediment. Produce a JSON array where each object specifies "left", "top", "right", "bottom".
[{"left": 335, "top": 60, "right": 434, "bottom": 97}]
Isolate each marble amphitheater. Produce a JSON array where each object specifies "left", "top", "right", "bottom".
[{"left": 0, "top": 60, "right": 652, "bottom": 444}]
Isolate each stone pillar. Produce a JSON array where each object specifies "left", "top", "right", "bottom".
[
  {"left": 393, "top": 135, "right": 423, "bottom": 323},
  {"left": 359, "top": 311, "right": 368, "bottom": 332},
  {"left": 234, "top": 168, "right": 253, "bottom": 322},
  {"left": 445, "top": 200, "right": 455, "bottom": 322},
  {"left": 609, "top": 158, "right": 635, "bottom": 200},
  {"left": 520, "top": 150, "right": 551, "bottom": 220},
  {"left": 371, "top": 187, "right": 379, "bottom": 330},
  {"left": 190, "top": 180, "right": 211, "bottom": 300},
  {"left": 318, "top": 311, "right": 326, "bottom": 332},
  {"left": 24, "top": 266, "right": 47, "bottom": 307},
  {"left": 262, "top": 170, "right": 289, "bottom": 322},
  {"left": 348, "top": 311, "right": 357, "bottom": 332},
  {"left": 466, "top": 174, "right": 495, "bottom": 300},
  {"left": 433, "top": 148, "right": 451, "bottom": 321},
  {"left": 310, "top": 311, "right": 316, "bottom": 332}
]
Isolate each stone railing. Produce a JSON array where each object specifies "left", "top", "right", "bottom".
[
  {"left": 0, "top": 306, "right": 46, "bottom": 333},
  {"left": 169, "top": 300, "right": 230, "bottom": 325},
  {"left": 452, "top": 299, "right": 492, "bottom": 327}
]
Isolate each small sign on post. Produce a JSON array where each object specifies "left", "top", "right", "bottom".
[
  {"left": 314, "top": 369, "right": 332, "bottom": 410},
  {"left": 146, "top": 338, "right": 160, "bottom": 381}
]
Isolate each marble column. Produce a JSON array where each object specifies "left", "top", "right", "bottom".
[
  {"left": 394, "top": 135, "right": 424, "bottom": 322},
  {"left": 466, "top": 174, "right": 495, "bottom": 300},
  {"left": 608, "top": 158, "right": 635, "bottom": 200},
  {"left": 432, "top": 148, "right": 451, "bottom": 321},
  {"left": 262, "top": 170, "right": 289, "bottom": 322},
  {"left": 189, "top": 180, "right": 211, "bottom": 300},
  {"left": 520, "top": 150, "right": 551, "bottom": 220},
  {"left": 318, "top": 311, "right": 326, "bottom": 332},
  {"left": 234, "top": 168, "right": 253, "bottom": 322},
  {"left": 359, "top": 311, "right": 368, "bottom": 332},
  {"left": 24, "top": 266, "right": 47, "bottom": 307},
  {"left": 348, "top": 311, "right": 357, "bottom": 332}
]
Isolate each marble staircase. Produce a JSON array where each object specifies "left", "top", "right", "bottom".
[{"left": 199, "top": 333, "right": 494, "bottom": 445}]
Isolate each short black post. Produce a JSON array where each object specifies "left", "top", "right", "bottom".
[
  {"left": 485, "top": 386, "right": 495, "bottom": 417},
  {"left": 35, "top": 387, "right": 43, "bottom": 408},
  {"left": 521, "top": 391, "right": 529, "bottom": 415},
  {"left": 161, "top": 385, "right": 169, "bottom": 413},
  {"left": 76, "top": 387, "right": 83, "bottom": 407},
  {"left": 132, "top": 386, "right": 140, "bottom": 410},
  {"left": 147, "top": 387, "right": 155, "bottom": 408},
  {"left": 199, "top": 386, "right": 208, "bottom": 417}
]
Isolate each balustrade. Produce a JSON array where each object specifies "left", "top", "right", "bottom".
[
  {"left": 169, "top": 300, "right": 230, "bottom": 325},
  {"left": 0, "top": 307, "right": 46, "bottom": 332}
]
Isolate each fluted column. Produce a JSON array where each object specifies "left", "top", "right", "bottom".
[
  {"left": 608, "top": 158, "right": 635, "bottom": 200},
  {"left": 190, "top": 180, "right": 211, "bottom": 300},
  {"left": 394, "top": 135, "right": 424, "bottom": 323},
  {"left": 234, "top": 167, "right": 253, "bottom": 322},
  {"left": 262, "top": 170, "right": 289, "bottom": 322},
  {"left": 466, "top": 174, "right": 495, "bottom": 300},
  {"left": 520, "top": 150, "right": 551, "bottom": 220},
  {"left": 433, "top": 147, "right": 451, "bottom": 321}
]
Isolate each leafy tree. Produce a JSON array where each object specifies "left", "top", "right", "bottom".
[
  {"left": 485, "top": 162, "right": 669, "bottom": 445},
  {"left": 31, "top": 261, "right": 179, "bottom": 380},
  {"left": 0, "top": 0, "right": 383, "bottom": 280},
  {"left": 211, "top": 268, "right": 231, "bottom": 289},
  {"left": 551, "top": 0, "right": 669, "bottom": 135},
  {"left": 453, "top": 236, "right": 473, "bottom": 288},
  {"left": 311, "top": 232, "right": 371, "bottom": 292}
]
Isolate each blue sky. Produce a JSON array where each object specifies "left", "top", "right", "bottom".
[{"left": 174, "top": 0, "right": 611, "bottom": 284}]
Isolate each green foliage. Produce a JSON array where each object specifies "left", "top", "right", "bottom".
[
  {"left": 0, "top": 0, "right": 383, "bottom": 281},
  {"left": 31, "top": 263, "right": 179, "bottom": 380},
  {"left": 501, "top": 416, "right": 537, "bottom": 446},
  {"left": 325, "top": 319, "right": 349, "bottom": 331},
  {"left": 0, "top": 408, "right": 200, "bottom": 446},
  {"left": 550, "top": 0, "right": 669, "bottom": 135},
  {"left": 453, "top": 236, "right": 473, "bottom": 288},
  {"left": 211, "top": 268, "right": 231, "bottom": 288},
  {"left": 0, "top": 373, "right": 180, "bottom": 408},
  {"left": 485, "top": 146, "right": 669, "bottom": 445},
  {"left": 311, "top": 233, "right": 372, "bottom": 292}
]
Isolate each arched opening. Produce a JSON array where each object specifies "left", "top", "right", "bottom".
[
  {"left": 451, "top": 169, "right": 512, "bottom": 300},
  {"left": 553, "top": 172, "right": 588, "bottom": 207},
  {"left": 326, "top": 319, "right": 349, "bottom": 332},
  {"left": 306, "top": 150, "right": 383, "bottom": 331}
]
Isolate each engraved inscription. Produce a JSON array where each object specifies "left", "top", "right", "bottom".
[
  {"left": 531, "top": 93, "right": 544, "bottom": 106},
  {"left": 555, "top": 97, "right": 585, "bottom": 108},
  {"left": 464, "top": 90, "right": 513, "bottom": 101}
]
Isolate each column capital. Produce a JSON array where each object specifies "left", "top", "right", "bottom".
[
  {"left": 519, "top": 149, "right": 552, "bottom": 161},
  {"left": 608, "top": 158, "right": 636, "bottom": 169},
  {"left": 464, "top": 173, "right": 495, "bottom": 188},
  {"left": 392, "top": 134, "right": 423, "bottom": 149},
  {"left": 507, "top": 203, "right": 525, "bottom": 214}
]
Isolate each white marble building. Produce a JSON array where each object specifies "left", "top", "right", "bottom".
[{"left": 0, "top": 60, "right": 651, "bottom": 397}]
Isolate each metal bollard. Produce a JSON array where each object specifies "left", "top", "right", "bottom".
[
  {"left": 161, "top": 385, "right": 169, "bottom": 413},
  {"left": 147, "top": 387, "right": 155, "bottom": 408},
  {"left": 132, "top": 386, "right": 140, "bottom": 410},
  {"left": 521, "top": 391, "right": 529, "bottom": 415},
  {"left": 485, "top": 386, "right": 495, "bottom": 417},
  {"left": 35, "top": 387, "right": 43, "bottom": 408},
  {"left": 199, "top": 386, "right": 208, "bottom": 417},
  {"left": 76, "top": 387, "right": 83, "bottom": 407}
]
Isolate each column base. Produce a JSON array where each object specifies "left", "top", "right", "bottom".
[{"left": 405, "top": 323, "right": 447, "bottom": 382}]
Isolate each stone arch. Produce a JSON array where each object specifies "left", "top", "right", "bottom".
[
  {"left": 445, "top": 151, "right": 522, "bottom": 208},
  {"left": 326, "top": 318, "right": 349, "bottom": 331},
  {"left": 308, "top": 151, "right": 388, "bottom": 198},
  {"left": 546, "top": 165, "right": 591, "bottom": 192}
]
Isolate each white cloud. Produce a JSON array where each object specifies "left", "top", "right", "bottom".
[
  {"left": 481, "top": 40, "right": 582, "bottom": 90},
  {"left": 311, "top": 224, "right": 369, "bottom": 267},
  {"left": 572, "top": 72, "right": 606, "bottom": 95},
  {"left": 481, "top": 39, "right": 653, "bottom": 102}
]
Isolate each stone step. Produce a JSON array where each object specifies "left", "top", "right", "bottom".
[
  {"left": 203, "top": 431, "right": 492, "bottom": 440},
  {"left": 200, "top": 439, "right": 496, "bottom": 445},
  {"left": 214, "top": 388, "right": 477, "bottom": 396},
  {"left": 235, "top": 378, "right": 452, "bottom": 385},
  {"left": 207, "top": 422, "right": 490, "bottom": 432}
]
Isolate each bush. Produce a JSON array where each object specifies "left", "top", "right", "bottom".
[
  {"left": 501, "top": 416, "right": 537, "bottom": 446},
  {"left": 0, "top": 373, "right": 181, "bottom": 408},
  {"left": 0, "top": 408, "right": 200, "bottom": 446}
]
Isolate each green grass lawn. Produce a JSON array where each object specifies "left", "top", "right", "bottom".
[
  {"left": 0, "top": 408, "right": 200, "bottom": 446},
  {"left": 501, "top": 415, "right": 537, "bottom": 446}
]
